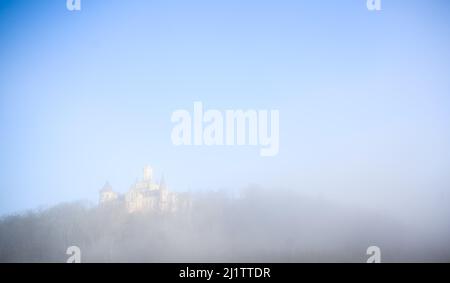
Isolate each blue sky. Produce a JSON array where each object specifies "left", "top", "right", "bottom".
[{"left": 1, "top": 0, "right": 450, "bottom": 216}]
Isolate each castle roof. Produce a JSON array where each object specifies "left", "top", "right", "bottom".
[{"left": 100, "top": 181, "right": 113, "bottom": 193}]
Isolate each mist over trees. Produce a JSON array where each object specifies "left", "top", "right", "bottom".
[{"left": 0, "top": 187, "right": 449, "bottom": 263}]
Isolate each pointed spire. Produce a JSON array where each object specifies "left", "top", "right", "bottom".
[{"left": 143, "top": 165, "right": 153, "bottom": 182}]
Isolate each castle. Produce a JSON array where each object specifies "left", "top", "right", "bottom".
[{"left": 99, "top": 166, "right": 189, "bottom": 213}]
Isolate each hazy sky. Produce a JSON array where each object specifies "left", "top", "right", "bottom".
[{"left": 1, "top": 0, "right": 450, "bottom": 216}]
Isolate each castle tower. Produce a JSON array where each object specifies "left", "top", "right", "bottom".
[
  {"left": 143, "top": 165, "right": 153, "bottom": 182},
  {"left": 99, "top": 181, "right": 118, "bottom": 204},
  {"left": 159, "top": 174, "right": 167, "bottom": 191}
]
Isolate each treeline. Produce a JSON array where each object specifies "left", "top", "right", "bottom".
[{"left": 0, "top": 188, "right": 448, "bottom": 262}]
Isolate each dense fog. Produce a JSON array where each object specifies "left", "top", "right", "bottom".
[{"left": 1, "top": 187, "right": 448, "bottom": 263}]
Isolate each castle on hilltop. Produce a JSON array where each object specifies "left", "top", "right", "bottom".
[{"left": 99, "top": 166, "right": 190, "bottom": 213}]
